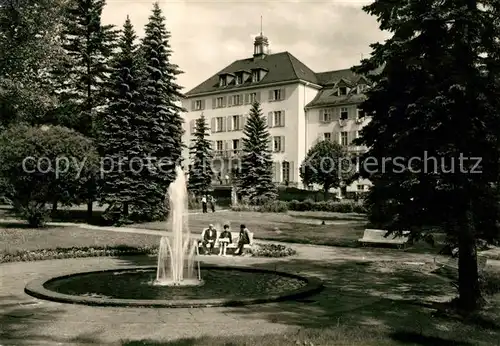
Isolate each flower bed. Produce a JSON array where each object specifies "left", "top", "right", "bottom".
[
  {"left": 0, "top": 243, "right": 296, "bottom": 263},
  {"left": 251, "top": 243, "right": 297, "bottom": 257}
]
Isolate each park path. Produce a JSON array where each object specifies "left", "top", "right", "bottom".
[{"left": 1, "top": 221, "right": 499, "bottom": 345}]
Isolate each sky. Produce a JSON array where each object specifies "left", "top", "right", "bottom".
[{"left": 102, "top": 0, "right": 389, "bottom": 92}]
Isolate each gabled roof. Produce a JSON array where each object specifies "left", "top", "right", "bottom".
[
  {"left": 306, "top": 66, "right": 382, "bottom": 108},
  {"left": 307, "top": 69, "right": 368, "bottom": 108},
  {"left": 185, "top": 52, "right": 319, "bottom": 96}
]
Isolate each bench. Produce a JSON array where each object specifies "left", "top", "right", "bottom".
[
  {"left": 197, "top": 230, "right": 254, "bottom": 255},
  {"left": 358, "top": 229, "right": 410, "bottom": 249}
]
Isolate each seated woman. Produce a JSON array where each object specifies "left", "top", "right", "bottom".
[
  {"left": 218, "top": 224, "right": 232, "bottom": 256},
  {"left": 233, "top": 224, "right": 250, "bottom": 256}
]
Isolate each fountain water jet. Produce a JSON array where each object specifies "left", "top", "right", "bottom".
[{"left": 154, "top": 166, "right": 202, "bottom": 286}]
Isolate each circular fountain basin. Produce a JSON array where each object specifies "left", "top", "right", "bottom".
[
  {"left": 153, "top": 278, "right": 204, "bottom": 287},
  {"left": 24, "top": 265, "right": 323, "bottom": 308}
]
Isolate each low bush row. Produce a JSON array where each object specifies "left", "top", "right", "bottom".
[
  {"left": 0, "top": 243, "right": 296, "bottom": 263},
  {"left": 251, "top": 243, "right": 297, "bottom": 257},
  {"left": 231, "top": 199, "right": 367, "bottom": 214}
]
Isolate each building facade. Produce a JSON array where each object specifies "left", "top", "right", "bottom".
[{"left": 182, "top": 33, "right": 372, "bottom": 196}]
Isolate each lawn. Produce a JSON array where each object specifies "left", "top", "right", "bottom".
[{"left": 0, "top": 208, "right": 445, "bottom": 255}]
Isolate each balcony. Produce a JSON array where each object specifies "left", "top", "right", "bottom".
[{"left": 213, "top": 149, "right": 243, "bottom": 158}]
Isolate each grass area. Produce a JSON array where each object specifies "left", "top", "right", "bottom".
[
  {"left": 0, "top": 208, "right": 445, "bottom": 255},
  {"left": 136, "top": 210, "right": 444, "bottom": 254}
]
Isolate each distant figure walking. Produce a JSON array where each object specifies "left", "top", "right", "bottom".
[
  {"left": 209, "top": 195, "right": 216, "bottom": 213},
  {"left": 201, "top": 195, "right": 207, "bottom": 213}
]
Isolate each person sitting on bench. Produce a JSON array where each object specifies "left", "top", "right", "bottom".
[
  {"left": 234, "top": 224, "right": 250, "bottom": 256},
  {"left": 218, "top": 224, "right": 232, "bottom": 256},
  {"left": 202, "top": 224, "right": 217, "bottom": 255}
]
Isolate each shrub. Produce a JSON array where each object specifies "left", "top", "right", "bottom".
[
  {"left": 231, "top": 200, "right": 288, "bottom": 213},
  {"left": 286, "top": 200, "right": 366, "bottom": 213},
  {"left": 0, "top": 125, "right": 99, "bottom": 227},
  {"left": 251, "top": 243, "right": 296, "bottom": 257},
  {"left": 259, "top": 200, "right": 288, "bottom": 213},
  {"left": 19, "top": 202, "right": 50, "bottom": 227}
]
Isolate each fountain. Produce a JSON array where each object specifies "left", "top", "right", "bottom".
[
  {"left": 24, "top": 168, "right": 323, "bottom": 308},
  {"left": 155, "top": 166, "right": 202, "bottom": 286}
]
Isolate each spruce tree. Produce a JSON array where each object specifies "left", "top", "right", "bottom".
[
  {"left": 134, "top": 2, "right": 185, "bottom": 220},
  {"left": 56, "top": 0, "right": 117, "bottom": 219},
  {"left": 57, "top": 0, "right": 117, "bottom": 137},
  {"left": 354, "top": 0, "right": 500, "bottom": 312},
  {"left": 188, "top": 114, "right": 213, "bottom": 196},
  {"left": 239, "top": 101, "right": 276, "bottom": 204},
  {"left": 98, "top": 16, "right": 142, "bottom": 223}
]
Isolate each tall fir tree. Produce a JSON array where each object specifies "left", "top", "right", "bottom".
[
  {"left": 98, "top": 16, "right": 142, "bottom": 223},
  {"left": 55, "top": 0, "right": 118, "bottom": 219},
  {"left": 354, "top": 0, "right": 500, "bottom": 312},
  {"left": 239, "top": 101, "right": 277, "bottom": 204},
  {"left": 135, "top": 2, "right": 185, "bottom": 220},
  {"left": 188, "top": 114, "right": 213, "bottom": 196},
  {"left": 56, "top": 0, "right": 117, "bottom": 137}
]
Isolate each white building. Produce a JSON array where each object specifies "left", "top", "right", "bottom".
[{"left": 182, "top": 33, "right": 372, "bottom": 196}]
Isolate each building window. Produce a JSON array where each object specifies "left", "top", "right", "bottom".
[
  {"left": 232, "top": 139, "right": 240, "bottom": 150},
  {"left": 219, "top": 77, "right": 226, "bottom": 87},
  {"left": 324, "top": 132, "right": 331, "bottom": 141},
  {"left": 272, "top": 89, "right": 282, "bottom": 101},
  {"left": 321, "top": 109, "right": 333, "bottom": 122},
  {"left": 194, "top": 100, "right": 202, "bottom": 110},
  {"left": 273, "top": 111, "right": 284, "bottom": 127},
  {"left": 236, "top": 74, "right": 243, "bottom": 85},
  {"left": 357, "top": 184, "right": 365, "bottom": 191},
  {"left": 216, "top": 117, "right": 224, "bottom": 132},
  {"left": 216, "top": 140, "right": 224, "bottom": 151},
  {"left": 282, "top": 161, "right": 290, "bottom": 182},
  {"left": 232, "top": 115, "right": 240, "bottom": 130},
  {"left": 338, "top": 87, "right": 347, "bottom": 95},
  {"left": 340, "top": 107, "right": 348, "bottom": 120},
  {"left": 232, "top": 94, "right": 240, "bottom": 106},
  {"left": 216, "top": 97, "right": 224, "bottom": 108},
  {"left": 273, "top": 136, "right": 283, "bottom": 152},
  {"left": 252, "top": 70, "right": 260, "bottom": 82},
  {"left": 340, "top": 131, "right": 348, "bottom": 145},
  {"left": 249, "top": 92, "right": 257, "bottom": 103}
]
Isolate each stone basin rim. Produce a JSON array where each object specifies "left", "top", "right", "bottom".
[{"left": 24, "top": 264, "right": 324, "bottom": 308}]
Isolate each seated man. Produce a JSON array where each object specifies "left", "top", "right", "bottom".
[
  {"left": 201, "top": 224, "right": 218, "bottom": 255},
  {"left": 218, "top": 224, "right": 232, "bottom": 256},
  {"left": 233, "top": 224, "right": 250, "bottom": 256}
]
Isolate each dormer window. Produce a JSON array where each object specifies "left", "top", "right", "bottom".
[
  {"left": 252, "top": 70, "right": 261, "bottom": 82},
  {"left": 219, "top": 76, "right": 227, "bottom": 87},
  {"left": 236, "top": 74, "right": 243, "bottom": 85},
  {"left": 339, "top": 87, "right": 347, "bottom": 96}
]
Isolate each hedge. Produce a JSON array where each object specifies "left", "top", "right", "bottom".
[
  {"left": 209, "top": 186, "right": 342, "bottom": 202},
  {"left": 231, "top": 199, "right": 366, "bottom": 214}
]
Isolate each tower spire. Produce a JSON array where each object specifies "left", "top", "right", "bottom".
[{"left": 260, "top": 15, "right": 263, "bottom": 35}]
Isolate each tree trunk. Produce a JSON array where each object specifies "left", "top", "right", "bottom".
[
  {"left": 51, "top": 199, "right": 58, "bottom": 213},
  {"left": 457, "top": 206, "right": 482, "bottom": 312},
  {"left": 123, "top": 202, "right": 129, "bottom": 216},
  {"left": 87, "top": 200, "right": 93, "bottom": 223},
  {"left": 323, "top": 186, "right": 330, "bottom": 201}
]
